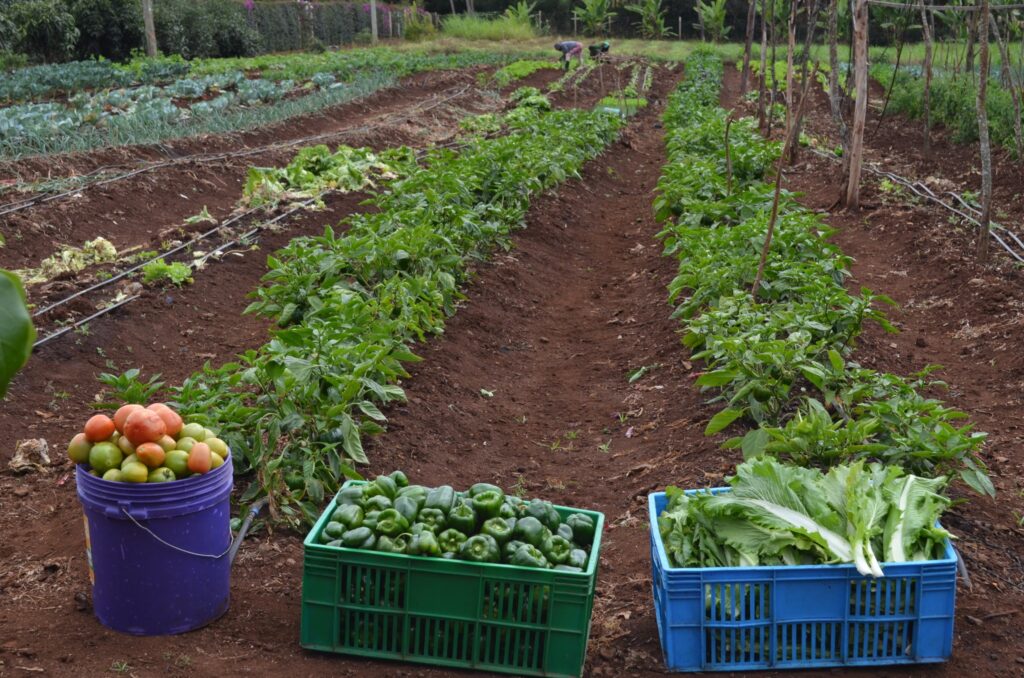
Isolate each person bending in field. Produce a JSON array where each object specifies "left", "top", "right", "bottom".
[{"left": 554, "top": 40, "right": 584, "bottom": 70}]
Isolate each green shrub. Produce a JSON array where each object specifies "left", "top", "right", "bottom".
[
  {"left": 441, "top": 14, "right": 538, "bottom": 41},
  {"left": 154, "top": 0, "right": 261, "bottom": 59},
  {"left": 403, "top": 5, "right": 436, "bottom": 42},
  {"left": 69, "top": 0, "right": 143, "bottom": 61},
  {"left": 7, "top": 0, "right": 79, "bottom": 63}
]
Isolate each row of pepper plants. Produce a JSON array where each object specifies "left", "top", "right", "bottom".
[
  {"left": 142, "top": 97, "right": 623, "bottom": 527},
  {"left": 652, "top": 49, "right": 992, "bottom": 576},
  {"left": 656, "top": 50, "right": 992, "bottom": 497}
]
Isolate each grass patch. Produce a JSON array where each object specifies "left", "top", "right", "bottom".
[{"left": 441, "top": 15, "right": 539, "bottom": 41}]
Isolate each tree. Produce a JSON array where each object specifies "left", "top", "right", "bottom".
[
  {"left": 141, "top": 0, "right": 157, "bottom": 56},
  {"left": 976, "top": 0, "right": 993, "bottom": 262},
  {"left": 0, "top": 271, "right": 34, "bottom": 399},
  {"left": 626, "top": 0, "right": 672, "bottom": 39},
  {"left": 845, "top": 0, "right": 868, "bottom": 209},
  {"left": 694, "top": 0, "right": 731, "bottom": 42},
  {"left": 574, "top": 0, "right": 616, "bottom": 36}
]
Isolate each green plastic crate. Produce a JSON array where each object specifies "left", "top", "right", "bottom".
[{"left": 301, "top": 482, "right": 605, "bottom": 677}]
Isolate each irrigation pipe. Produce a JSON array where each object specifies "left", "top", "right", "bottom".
[
  {"left": 807, "top": 147, "right": 1024, "bottom": 262},
  {"left": 31, "top": 205, "right": 263, "bottom": 318},
  {"left": 0, "top": 84, "right": 475, "bottom": 218},
  {"left": 29, "top": 134, "right": 477, "bottom": 349}
]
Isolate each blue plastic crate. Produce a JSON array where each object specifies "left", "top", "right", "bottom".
[{"left": 649, "top": 489, "right": 957, "bottom": 672}]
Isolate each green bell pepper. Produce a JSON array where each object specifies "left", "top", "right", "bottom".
[
  {"left": 438, "top": 528, "right": 468, "bottom": 554},
  {"left": 513, "top": 516, "right": 550, "bottom": 548},
  {"left": 389, "top": 470, "right": 409, "bottom": 488},
  {"left": 566, "top": 513, "right": 595, "bottom": 546},
  {"left": 364, "top": 495, "right": 393, "bottom": 513},
  {"left": 341, "top": 526, "right": 376, "bottom": 549},
  {"left": 393, "top": 496, "right": 419, "bottom": 524},
  {"left": 417, "top": 507, "right": 447, "bottom": 532},
  {"left": 362, "top": 510, "right": 380, "bottom": 531},
  {"left": 425, "top": 485, "right": 456, "bottom": 515},
  {"left": 331, "top": 504, "right": 364, "bottom": 530},
  {"left": 336, "top": 485, "right": 366, "bottom": 507},
  {"left": 524, "top": 499, "right": 560, "bottom": 531},
  {"left": 366, "top": 475, "right": 398, "bottom": 500},
  {"left": 568, "top": 548, "right": 588, "bottom": 569},
  {"left": 398, "top": 484, "right": 428, "bottom": 509},
  {"left": 472, "top": 490, "right": 504, "bottom": 520},
  {"left": 375, "top": 535, "right": 407, "bottom": 554},
  {"left": 409, "top": 530, "right": 442, "bottom": 557},
  {"left": 459, "top": 534, "right": 500, "bottom": 563},
  {"left": 543, "top": 535, "right": 573, "bottom": 565},
  {"left": 503, "top": 539, "right": 527, "bottom": 561},
  {"left": 441, "top": 551, "right": 457, "bottom": 560},
  {"left": 554, "top": 564, "right": 583, "bottom": 573},
  {"left": 481, "top": 517, "right": 513, "bottom": 545},
  {"left": 375, "top": 509, "right": 409, "bottom": 538},
  {"left": 510, "top": 544, "right": 549, "bottom": 568},
  {"left": 498, "top": 501, "right": 518, "bottom": 520},
  {"left": 448, "top": 501, "right": 477, "bottom": 535},
  {"left": 469, "top": 482, "right": 502, "bottom": 497},
  {"left": 556, "top": 523, "right": 574, "bottom": 542},
  {"left": 323, "top": 521, "right": 345, "bottom": 540}
]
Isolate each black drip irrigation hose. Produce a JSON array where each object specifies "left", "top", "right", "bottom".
[
  {"left": 29, "top": 135, "right": 475, "bottom": 351},
  {"left": 229, "top": 497, "right": 270, "bottom": 566},
  {"left": 0, "top": 84, "right": 475, "bottom": 219},
  {"left": 807, "top": 147, "right": 1024, "bottom": 262}
]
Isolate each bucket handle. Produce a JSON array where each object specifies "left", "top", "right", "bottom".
[{"left": 121, "top": 507, "right": 232, "bottom": 560}]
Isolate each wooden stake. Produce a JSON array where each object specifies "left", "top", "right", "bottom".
[
  {"left": 976, "top": 0, "right": 993, "bottom": 263},
  {"left": 751, "top": 81, "right": 812, "bottom": 299},
  {"left": 844, "top": 0, "right": 869, "bottom": 209}
]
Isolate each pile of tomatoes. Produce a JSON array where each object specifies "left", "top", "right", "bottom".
[{"left": 67, "top": 403, "right": 229, "bottom": 483}]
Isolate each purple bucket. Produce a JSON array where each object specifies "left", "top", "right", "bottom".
[{"left": 75, "top": 455, "right": 233, "bottom": 635}]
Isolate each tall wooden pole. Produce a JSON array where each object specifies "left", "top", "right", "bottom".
[
  {"left": 758, "top": 0, "right": 768, "bottom": 126},
  {"left": 741, "top": 0, "right": 758, "bottom": 92},
  {"left": 141, "top": 0, "right": 158, "bottom": 57},
  {"left": 919, "top": 0, "right": 934, "bottom": 157},
  {"left": 976, "top": 0, "right": 992, "bottom": 262},
  {"left": 370, "top": 0, "right": 379, "bottom": 43},
  {"left": 845, "top": 0, "right": 868, "bottom": 209}
]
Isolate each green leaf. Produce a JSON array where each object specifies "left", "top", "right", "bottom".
[
  {"left": 695, "top": 369, "right": 737, "bottom": 387},
  {"left": 959, "top": 468, "right": 996, "bottom": 498},
  {"left": 739, "top": 428, "right": 769, "bottom": 460},
  {"left": 0, "top": 270, "right": 35, "bottom": 398},
  {"left": 356, "top": 400, "right": 387, "bottom": 422},
  {"left": 339, "top": 413, "right": 368, "bottom": 464},
  {"left": 705, "top": 407, "right": 744, "bottom": 436}
]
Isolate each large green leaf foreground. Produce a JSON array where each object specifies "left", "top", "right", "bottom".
[
  {"left": 658, "top": 456, "right": 951, "bottom": 577},
  {"left": 0, "top": 270, "right": 35, "bottom": 398}
]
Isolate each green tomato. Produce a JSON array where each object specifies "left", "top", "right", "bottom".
[
  {"left": 180, "top": 423, "right": 206, "bottom": 440},
  {"left": 175, "top": 436, "right": 197, "bottom": 453},
  {"left": 148, "top": 467, "right": 176, "bottom": 483},
  {"left": 89, "top": 442, "right": 123, "bottom": 474},
  {"left": 164, "top": 449, "right": 190, "bottom": 478},
  {"left": 102, "top": 469, "right": 123, "bottom": 482},
  {"left": 205, "top": 437, "right": 228, "bottom": 458},
  {"left": 121, "top": 461, "right": 149, "bottom": 483}
]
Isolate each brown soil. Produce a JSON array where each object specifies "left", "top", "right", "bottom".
[
  {"left": 724, "top": 67, "right": 1024, "bottom": 675},
  {"left": 0, "top": 68, "right": 500, "bottom": 272},
  {"left": 7, "top": 57, "right": 1011, "bottom": 677},
  {"left": 0, "top": 63, "right": 692, "bottom": 677}
]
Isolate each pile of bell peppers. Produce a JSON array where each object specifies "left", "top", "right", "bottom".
[{"left": 317, "top": 471, "right": 597, "bottom": 572}]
